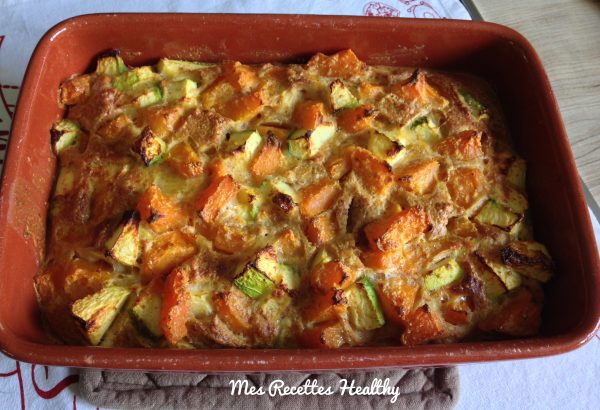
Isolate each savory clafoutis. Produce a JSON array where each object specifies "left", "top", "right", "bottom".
[{"left": 36, "top": 50, "right": 554, "bottom": 348}]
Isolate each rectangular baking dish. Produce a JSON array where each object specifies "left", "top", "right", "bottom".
[{"left": 0, "top": 14, "right": 598, "bottom": 372}]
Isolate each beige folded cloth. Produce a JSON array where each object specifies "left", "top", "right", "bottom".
[{"left": 79, "top": 367, "right": 459, "bottom": 409}]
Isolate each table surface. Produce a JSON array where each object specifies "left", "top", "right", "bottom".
[{"left": 472, "top": 0, "right": 600, "bottom": 208}]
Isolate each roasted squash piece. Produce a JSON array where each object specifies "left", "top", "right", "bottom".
[
  {"left": 436, "top": 130, "right": 483, "bottom": 161},
  {"left": 479, "top": 288, "right": 541, "bottom": 336},
  {"left": 350, "top": 147, "right": 393, "bottom": 195},
  {"left": 391, "top": 69, "right": 447, "bottom": 108},
  {"left": 160, "top": 266, "right": 191, "bottom": 344},
  {"left": 302, "top": 289, "right": 348, "bottom": 324},
  {"left": 307, "top": 49, "right": 365, "bottom": 79},
  {"left": 359, "top": 248, "right": 403, "bottom": 270},
  {"left": 195, "top": 175, "right": 240, "bottom": 222},
  {"left": 364, "top": 207, "right": 429, "bottom": 251},
  {"left": 71, "top": 286, "right": 131, "bottom": 345},
  {"left": 212, "top": 289, "right": 253, "bottom": 335},
  {"left": 396, "top": 159, "right": 439, "bottom": 195},
  {"left": 63, "top": 259, "right": 114, "bottom": 301},
  {"left": 105, "top": 210, "right": 141, "bottom": 267},
  {"left": 132, "top": 127, "right": 166, "bottom": 166},
  {"left": 222, "top": 61, "right": 260, "bottom": 92},
  {"left": 250, "top": 134, "right": 284, "bottom": 182},
  {"left": 97, "top": 114, "right": 135, "bottom": 143},
  {"left": 447, "top": 167, "right": 485, "bottom": 209},
  {"left": 141, "top": 230, "right": 197, "bottom": 282},
  {"left": 166, "top": 141, "right": 203, "bottom": 178},
  {"left": 401, "top": 305, "right": 443, "bottom": 345},
  {"left": 309, "top": 260, "right": 355, "bottom": 293},
  {"left": 139, "top": 104, "right": 184, "bottom": 140},
  {"left": 500, "top": 241, "right": 553, "bottom": 283},
  {"left": 136, "top": 185, "right": 187, "bottom": 233},
  {"left": 337, "top": 104, "right": 376, "bottom": 133},
  {"left": 292, "top": 100, "right": 326, "bottom": 130},
  {"left": 299, "top": 320, "right": 346, "bottom": 348},
  {"left": 222, "top": 92, "right": 263, "bottom": 121},
  {"left": 299, "top": 179, "right": 341, "bottom": 218}
]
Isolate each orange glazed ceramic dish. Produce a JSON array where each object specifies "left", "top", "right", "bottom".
[{"left": 35, "top": 49, "right": 555, "bottom": 349}]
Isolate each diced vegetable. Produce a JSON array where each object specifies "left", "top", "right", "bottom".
[
  {"left": 309, "top": 260, "right": 355, "bottom": 292},
  {"left": 166, "top": 141, "right": 203, "bottom": 178},
  {"left": 292, "top": 100, "right": 326, "bottom": 129},
  {"left": 346, "top": 277, "right": 385, "bottom": 330},
  {"left": 288, "top": 124, "right": 336, "bottom": 159},
  {"left": 140, "top": 105, "right": 184, "bottom": 139},
  {"left": 436, "top": 130, "right": 483, "bottom": 161},
  {"left": 401, "top": 305, "right": 443, "bottom": 345},
  {"left": 113, "top": 66, "right": 158, "bottom": 91},
  {"left": 479, "top": 288, "right": 540, "bottom": 336},
  {"left": 407, "top": 115, "right": 441, "bottom": 144},
  {"left": 222, "top": 92, "right": 263, "bottom": 121},
  {"left": 307, "top": 49, "right": 365, "bottom": 79},
  {"left": 212, "top": 290, "right": 252, "bottom": 335},
  {"left": 95, "top": 51, "right": 128, "bottom": 76},
  {"left": 250, "top": 134, "right": 284, "bottom": 181},
  {"left": 233, "top": 266, "right": 274, "bottom": 299},
  {"left": 71, "top": 286, "right": 131, "bottom": 345},
  {"left": 129, "top": 278, "right": 164, "bottom": 339},
  {"left": 141, "top": 230, "right": 197, "bottom": 282},
  {"left": 157, "top": 58, "right": 215, "bottom": 78},
  {"left": 225, "top": 130, "right": 262, "bottom": 158},
  {"left": 50, "top": 119, "right": 81, "bottom": 154},
  {"left": 329, "top": 79, "right": 358, "bottom": 110},
  {"left": 368, "top": 130, "right": 405, "bottom": 168},
  {"left": 195, "top": 175, "right": 240, "bottom": 222},
  {"left": 132, "top": 128, "right": 166, "bottom": 166},
  {"left": 478, "top": 253, "right": 522, "bottom": 290},
  {"left": 136, "top": 185, "right": 187, "bottom": 233},
  {"left": 474, "top": 200, "right": 520, "bottom": 230},
  {"left": 105, "top": 211, "right": 141, "bottom": 267},
  {"left": 135, "top": 86, "right": 162, "bottom": 108},
  {"left": 350, "top": 147, "right": 393, "bottom": 195},
  {"left": 447, "top": 167, "right": 485, "bottom": 209},
  {"left": 359, "top": 248, "right": 403, "bottom": 270},
  {"left": 302, "top": 289, "right": 348, "bottom": 324},
  {"left": 325, "top": 154, "right": 352, "bottom": 180},
  {"left": 396, "top": 159, "right": 439, "bottom": 195},
  {"left": 491, "top": 184, "right": 528, "bottom": 215},
  {"left": 163, "top": 78, "right": 198, "bottom": 104},
  {"left": 337, "top": 104, "right": 376, "bottom": 133},
  {"left": 424, "top": 258, "right": 464, "bottom": 292},
  {"left": 59, "top": 75, "right": 91, "bottom": 105},
  {"left": 160, "top": 267, "right": 191, "bottom": 344},
  {"left": 311, "top": 248, "right": 333, "bottom": 269},
  {"left": 299, "top": 179, "right": 340, "bottom": 218},
  {"left": 299, "top": 320, "right": 346, "bottom": 348},
  {"left": 500, "top": 241, "right": 553, "bottom": 283},
  {"left": 364, "top": 207, "right": 428, "bottom": 251}
]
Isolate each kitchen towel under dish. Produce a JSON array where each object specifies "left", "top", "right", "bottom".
[{"left": 78, "top": 367, "right": 459, "bottom": 409}]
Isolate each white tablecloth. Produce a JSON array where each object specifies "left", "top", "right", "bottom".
[{"left": 0, "top": 1, "right": 597, "bottom": 409}]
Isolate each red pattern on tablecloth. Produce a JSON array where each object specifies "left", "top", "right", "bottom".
[{"left": 363, "top": 0, "right": 442, "bottom": 18}]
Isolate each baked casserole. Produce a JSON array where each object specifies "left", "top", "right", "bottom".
[{"left": 35, "top": 49, "right": 554, "bottom": 348}]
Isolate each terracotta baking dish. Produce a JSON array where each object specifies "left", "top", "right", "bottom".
[{"left": 0, "top": 14, "right": 598, "bottom": 372}]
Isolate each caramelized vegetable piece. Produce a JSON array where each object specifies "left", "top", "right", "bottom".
[
  {"left": 396, "top": 159, "right": 439, "bottom": 195},
  {"left": 299, "top": 179, "right": 340, "bottom": 218},
  {"left": 136, "top": 185, "right": 187, "bottom": 233},
  {"left": 350, "top": 148, "right": 393, "bottom": 195},
  {"left": 166, "top": 141, "right": 203, "bottom": 178},
  {"left": 221, "top": 61, "right": 260, "bottom": 92},
  {"left": 222, "top": 92, "right": 263, "bottom": 121},
  {"left": 305, "top": 212, "right": 337, "bottom": 246},
  {"left": 392, "top": 70, "right": 447, "bottom": 107},
  {"left": 141, "top": 230, "right": 197, "bottom": 282},
  {"left": 302, "top": 289, "right": 347, "bottom": 324},
  {"left": 479, "top": 288, "right": 541, "bottom": 336},
  {"left": 359, "top": 248, "right": 403, "bottom": 270},
  {"left": 447, "top": 168, "right": 485, "bottom": 209},
  {"left": 212, "top": 289, "right": 252, "bottom": 335},
  {"left": 364, "top": 207, "right": 429, "bottom": 251},
  {"left": 249, "top": 134, "right": 284, "bottom": 182},
  {"left": 140, "top": 105, "right": 184, "bottom": 140},
  {"left": 195, "top": 175, "right": 240, "bottom": 222},
  {"left": 307, "top": 49, "right": 365, "bottom": 79},
  {"left": 292, "top": 100, "right": 326, "bottom": 130},
  {"left": 160, "top": 267, "right": 191, "bottom": 344},
  {"left": 337, "top": 104, "right": 376, "bottom": 133},
  {"left": 401, "top": 305, "right": 443, "bottom": 345},
  {"left": 299, "top": 320, "right": 346, "bottom": 348},
  {"left": 309, "top": 261, "right": 355, "bottom": 293},
  {"left": 376, "top": 278, "right": 418, "bottom": 325},
  {"left": 436, "top": 130, "right": 483, "bottom": 161}
]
